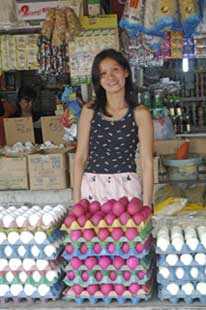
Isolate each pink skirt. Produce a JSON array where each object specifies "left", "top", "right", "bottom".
[{"left": 81, "top": 172, "right": 142, "bottom": 204}]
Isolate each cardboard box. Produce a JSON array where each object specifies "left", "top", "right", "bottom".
[
  {"left": 41, "top": 116, "right": 65, "bottom": 145},
  {"left": 4, "top": 117, "right": 35, "bottom": 146},
  {"left": 0, "top": 156, "right": 28, "bottom": 190},
  {"left": 28, "top": 152, "right": 68, "bottom": 190}
]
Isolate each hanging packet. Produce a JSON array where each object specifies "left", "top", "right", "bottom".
[{"left": 179, "top": 0, "right": 201, "bottom": 37}]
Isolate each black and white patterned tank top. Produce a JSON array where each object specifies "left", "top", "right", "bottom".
[{"left": 85, "top": 107, "right": 139, "bottom": 174}]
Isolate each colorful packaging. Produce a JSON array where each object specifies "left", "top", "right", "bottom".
[{"left": 179, "top": 0, "right": 201, "bottom": 37}]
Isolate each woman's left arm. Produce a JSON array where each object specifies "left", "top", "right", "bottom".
[{"left": 134, "top": 105, "right": 154, "bottom": 206}]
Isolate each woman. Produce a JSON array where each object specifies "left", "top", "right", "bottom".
[{"left": 73, "top": 49, "right": 154, "bottom": 208}]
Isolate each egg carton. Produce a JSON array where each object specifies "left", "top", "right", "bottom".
[
  {"left": 62, "top": 283, "right": 153, "bottom": 304},
  {"left": 157, "top": 253, "right": 206, "bottom": 268},
  {"left": 63, "top": 222, "right": 152, "bottom": 245},
  {"left": 61, "top": 217, "right": 152, "bottom": 233},
  {"left": 0, "top": 281, "right": 64, "bottom": 301},
  {"left": 0, "top": 229, "right": 66, "bottom": 246},
  {"left": 0, "top": 244, "right": 64, "bottom": 260},
  {"left": 158, "top": 286, "right": 206, "bottom": 304},
  {"left": 0, "top": 222, "right": 63, "bottom": 234},
  {"left": 62, "top": 244, "right": 152, "bottom": 260},
  {"left": 156, "top": 242, "right": 206, "bottom": 255},
  {"left": 0, "top": 258, "right": 65, "bottom": 273},
  {"left": 64, "top": 268, "right": 154, "bottom": 287},
  {"left": 157, "top": 266, "right": 206, "bottom": 284},
  {"left": 64, "top": 254, "right": 154, "bottom": 273}
]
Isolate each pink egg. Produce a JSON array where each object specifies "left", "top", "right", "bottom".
[
  {"left": 109, "top": 270, "right": 117, "bottom": 281},
  {"left": 126, "top": 256, "right": 140, "bottom": 270},
  {"left": 121, "top": 243, "right": 130, "bottom": 254},
  {"left": 98, "top": 228, "right": 110, "bottom": 241},
  {"left": 100, "top": 284, "right": 113, "bottom": 296},
  {"left": 135, "top": 242, "right": 147, "bottom": 253},
  {"left": 127, "top": 198, "right": 143, "bottom": 215},
  {"left": 101, "top": 199, "right": 116, "bottom": 214},
  {"left": 83, "top": 229, "right": 95, "bottom": 241},
  {"left": 128, "top": 283, "right": 140, "bottom": 295},
  {"left": 79, "top": 199, "right": 90, "bottom": 210},
  {"left": 118, "top": 196, "right": 129, "bottom": 207},
  {"left": 70, "top": 257, "right": 82, "bottom": 270},
  {"left": 93, "top": 243, "right": 102, "bottom": 254},
  {"left": 64, "top": 214, "right": 76, "bottom": 228},
  {"left": 113, "top": 256, "right": 125, "bottom": 270},
  {"left": 104, "top": 213, "right": 116, "bottom": 225},
  {"left": 89, "top": 201, "right": 101, "bottom": 214},
  {"left": 72, "top": 284, "right": 84, "bottom": 295},
  {"left": 112, "top": 202, "right": 125, "bottom": 217},
  {"left": 81, "top": 271, "right": 89, "bottom": 281},
  {"left": 70, "top": 230, "right": 82, "bottom": 242},
  {"left": 142, "top": 206, "right": 152, "bottom": 217},
  {"left": 114, "top": 284, "right": 125, "bottom": 296},
  {"left": 95, "top": 270, "right": 103, "bottom": 281},
  {"left": 111, "top": 228, "right": 124, "bottom": 241},
  {"left": 85, "top": 257, "right": 97, "bottom": 269},
  {"left": 99, "top": 256, "right": 111, "bottom": 269},
  {"left": 77, "top": 214, "right": 87, "bottom": 227},
  {"left": 119, "top": 212, "right": 130, "bottom": 225},
  {"left": 65, "top": 243, "right": 74, "bottom": 254},
  {"left": 91, "top": 214, "right": 102, "bottom": 226},
  {"left": 137, "top": 270, "right": 145, "bottom": 280},
  {"left": 123, "top": 270, "right": 131, "bottom": 281},
  {"left": 71, "top": 204, "right": 85, "bottom": 217},
  {"left": 80, "top": 243, "right": 88, "bottom": 254},
  {"left": 107, "top": 243, "right": 116, "bottom": 254},
  {"left": 67, "top": 271, "right": 75, "bottom": 280},
  {"left": 125, "top": 228, "right": 138, "bottom": 241},
  {"left": 87, "top": 284, "right": 99, "bottom": 296},
  {"left": 133, "top": 212, "right": 144, "bottom": 225}
]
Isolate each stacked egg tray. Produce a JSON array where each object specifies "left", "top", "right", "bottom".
[
  {"left": 61, "top": 200, "right": 155, "bottom": 304},
  {"left": 0, "top": 204, "right": 68, "bottom": 302},
  {"left": 156, "top": 225, "right": 206, "bottom": 304}
]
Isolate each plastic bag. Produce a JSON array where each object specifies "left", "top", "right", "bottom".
[{"left": 153, "top": 116, "right": 176, "bottom": 140}]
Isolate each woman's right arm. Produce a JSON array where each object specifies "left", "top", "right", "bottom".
[{"left": 73, "top": 105, "right": 94, "bottom": 204}]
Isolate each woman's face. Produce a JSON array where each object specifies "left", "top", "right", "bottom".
[
  {"left": 99, "top": 57, "right": 128, "bottom": 94},
  {"left": 19, "top": 98, "right": 32, "bottom": 114}
]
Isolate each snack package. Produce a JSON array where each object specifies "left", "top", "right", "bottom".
[
  {"left": 41, "top": 8, "right": 56, "bottom": 40},
  {"left": 52, "top": 9, "right": 67, "bottom": 46},
  {"left": 65, "top": 7, "right": 83, "bottom": 41},
  {"left": 179, "top": 0, "right": 201, "bottom": 37}
]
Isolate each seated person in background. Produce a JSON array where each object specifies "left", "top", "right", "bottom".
[
  {"left": 0, "top": 98, "right": 16, "bottom": 146},
  {"left": 16, "top": 86, "right": 43, "bottom": 144}
]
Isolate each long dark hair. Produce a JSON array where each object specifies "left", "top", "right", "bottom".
[
  {"left": 91, "top": 48, "right": 137, "bottom": 115},
  {"left": 15, "top": 86, "right": 36, "bottom": 116}
]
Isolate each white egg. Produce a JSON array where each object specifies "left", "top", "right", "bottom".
[
  {"left": 4, "top": 245, "right": 13, "bottom": 257},
  {"left": 8, "top": 206, "right": 17, "bottom": 212},
  {"left": 24, "top": 284, "right": 37, "bottom": 296},
  {"left": 172, "top": 236, "right": 184, "bottom": 251},
  {"left": 16, "top": 215, "right": 27, "bottom": 228},
  {"left": 5, "top": 271, "right": 15, "bottom": 284},
  {"left": 31, "top": 245, "right": 40, "bottom": 258},
  {"left": 36, "top": 259, "right": 49, "bottom": 271},
  {"left": 8, "top": 231, "right": 20, "bottom": 244},
  {"left": 21, "top": 206, "right": 29, "bottom": 211},
  {"left": 0, "top": 232, "right": 7, "bottom": 243},
  {"left": 159, "top": 266, "right": 170, "bottom": 279},
  {"left": 175, "top": 267, "right": 185, "bottom": 279},
  {"left": 0, "top": 284, "right": 9, "bottom": 297},
  {"left": 167, "top": 283, "right": 179, "bottom": 296},
  {"left": 34, "top": 231, "right": 47, "bottom": 244},
  {"left": 9, "top": 258, "right": 22, "bottom": 271},
  {"left": 180, "top": 254, "right": 193, "bottom": 266},
  {"left": 197, "top": 226, "right": 206, "bottom": 235},
  {"left": 45, "top": 270, "right": 58, "bottom": 282},
  {"left": 181, "top": 283, "right": 194, "bottom": 295},
  {"left": 43, "top": 205, "right": 52, "bottom": 212},
  {"left": 44, "top": 244, "right": 56, "bottom": 257},
  {"left": 157, "top": 236, "right": 169, "bottom": 252},
  {"left": 199, "top": 232, "right": 206, "bottom": 242},
  {"left": 19, "top": 271, "right": 28, "bottom": 283},
  {"left": 10, "top": 284, "right": 23, "bottom": 296},
  {"left": 22, "top": 258, "right": 35, "bottom": 271},
  {"left": 184, "top": 227, "right": 197, "bottom": 239},
  {"left": 32, "top": 271, "right": 41, "bottom": 282},
  {"left": 196, "top": 282, "right": 206, "bottom": 295},
  {"left": 195, "top": 253, "right": 206, "bottom": 265},
  {"left": 186, "top": 237, "right": 199, "bottom": 251},
  {"left": 0, "top": 259, "right": 8, "bottom": 271},
  {"left": 17, "top": 245, "right": 27, "bottom": 257},
  {"left": 2, "top": 214, "right": 15, "bottom": 228},
  {"left": 189, "top": 267, "right": 199, "bottom": 279},
  {"left": 171, "top": 226, "right": 182, "bottom": 236},
  {"left": 166, "top": 254, "right": 179, "bottom": 266},
  {"left": 28, "top": 213, "right": 41, "bottom": 228},
  {"left": 31, "top": 205, "right": 41, "bottom": 212},
  {"left": 20, "top": 231, "right": 34, "bottom": 244},
  {"left": 37, "top": 284, "right": 50, "bottom": 296},
  {"left": 42, "top": 213, "right": 54, "bottom": 227}
]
